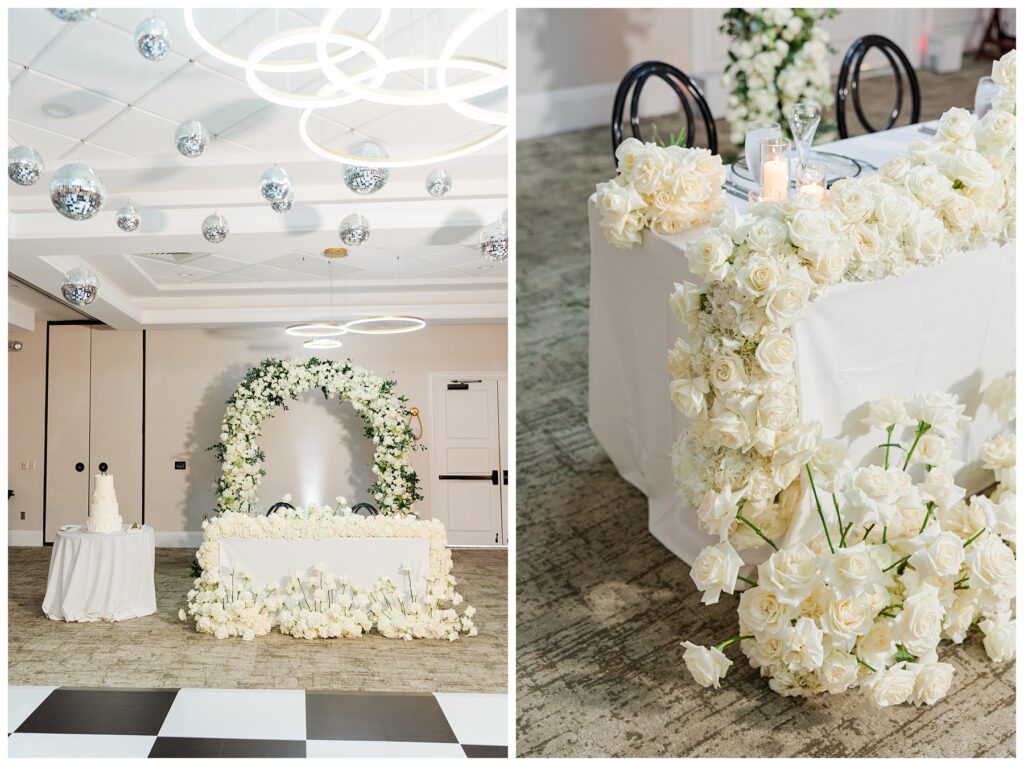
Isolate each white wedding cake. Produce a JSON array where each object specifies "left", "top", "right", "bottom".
[{"left": 87, "top": 473, "right": 123, "bottom": 534}]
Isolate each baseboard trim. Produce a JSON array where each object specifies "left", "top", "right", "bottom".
[{"left": 8, "top": 530, "right": 43, "bottom": 546}]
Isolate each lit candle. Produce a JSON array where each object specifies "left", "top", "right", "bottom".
[
  {"left": 762, "top": 159, "right": 789, "bottom": 201},
  {"left": 798, "top": 181, "right": 824, "bottom": 199},
  {"left": 796, "top": 162, "right": 827, "bottom": 200}
]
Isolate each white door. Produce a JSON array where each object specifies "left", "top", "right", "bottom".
[
  {"left": 44, "top": 325, "right": 92, "bottom": 541},
  {"left": 431, "top": 378, "right": 503, "bottom": 546}
]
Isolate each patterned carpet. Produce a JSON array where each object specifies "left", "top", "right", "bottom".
[{"left": 515, "top": 58, "right": 1015, "bottom": 757}]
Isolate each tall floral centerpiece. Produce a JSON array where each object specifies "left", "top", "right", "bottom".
[{"left": 720, "top": 8, "right": 837, "bottom": 148}]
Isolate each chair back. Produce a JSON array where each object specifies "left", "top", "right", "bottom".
[
  {"left": 836, "top": 35, "right": 921, "bottom": 139},
  {"left": 611, "top": 61, "right": 717, "bottom": 166},
  {"left": 350, "top": 502, "right": 380, "bottom": 517},
  {"left": 266, "top": 501, "right": 295, "bottom": 516}
]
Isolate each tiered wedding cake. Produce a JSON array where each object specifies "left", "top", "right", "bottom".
[{"left": 87, "top": 473, "right": 123, "bottom": 533}]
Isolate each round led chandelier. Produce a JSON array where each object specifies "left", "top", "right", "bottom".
[
  {"left": 183, "top": 8, "right": 507, "bottom": 168},
  {"left": 285, "top": 255, "right": 346, "bottom": 344}
]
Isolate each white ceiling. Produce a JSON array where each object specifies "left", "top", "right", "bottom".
[{"left": 7, "top": 7, "right": 508, "bottom": 329}]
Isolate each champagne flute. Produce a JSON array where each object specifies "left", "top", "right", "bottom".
[
  {"left": 974, "top": 76, "right": 998, "bottom": 118},
  {"left": 788, "top": 102, "right": 821, "bottom": 169},
  {"left": 745, "top": 121, "right": 782, "bottom": 185}
]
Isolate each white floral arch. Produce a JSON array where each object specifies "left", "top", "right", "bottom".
[{"left": 213, "top": 357, "right": 422, "bottom": 516}]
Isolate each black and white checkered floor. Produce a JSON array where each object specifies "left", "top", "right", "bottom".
[{"left": 9, "top": 686, "right": 508, "bottom": 758}]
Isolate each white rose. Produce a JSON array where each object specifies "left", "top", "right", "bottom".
[
  {"left": 941, "top": 194, "right": 977, "bottom": 231},
  {"left": 843, "top": 466, "right": 900, "bottom": 526},
  {"left": 908, "top": 433, "right": 952, "bottom": 468},
  {"left": 782, "top": 616, "right": 825, "bottom": 673},
  {"left": 738, "top": 587, "right": 792, "bottom": 636},
  {"left": 629, "top": 147, "right": 669, "bottom": 194},
  {"left": 690, "top": 540, "right": 744, "bottom": 605},
  {"left": 991, "top": 49, "right": 1016, "bottom": 90},
  {"left": 979, "top": 613, "right": 1015, "bottom": 663},
  {"left": 696, "top": 484, "right": 745, "bottom": 541},
  {"left": 896, "top": 582, "right": 944, "bottom": 656},
  {"left": 910, "top": 661, "right": 954, "bottom": 706},
  {"left": 826, "top": 541, "right": 882, "bottom": 598},
  {"left": 809, "top": 439, "right": 848, "bottom": 492},
  {"left": 908, "top": 392, "right": 967, "bottom": 440},
  {"left": 667, "top": 338, "right": 693, "bottom": 379},
  {"left": 917, "top": 467, "right": 965, "bottom": 510},
  {"left": 906, "top": 166, "right": 952, "bottom": 206},
  {"left": 764, "top": 267, "right": 813, "bottom": 329},
  {"left": 744, "top": 216, "right": 788, "bottom": 252},
  {"left": 786, "top": 208, "right": 830, "bottom": 252},
  {"left": 735, "top": 253, "right": 780, "bottom": 298},
  {"left": 936, "top": 107, "right": 973, "bottom": 143},
  {"left": 758, "top": 544, "right": 817, "bottom": 607},
  {"left": 708, "top": 396, "right": 757, "bottom": 452},
  {"left": 909, "top": 529, "right": 964, "bottom": 579},
  {"left": 982, "top": 375, "right": 1016, "bottom": 423},
  {"left": 880, "top": 155, "right": 911, "bottom": 184},
  {"left": 966, "top": 532, "right": 1015, "bottom": 594},
  {"left": 680, "top": 642, "right": 732, "bottom": 688},
  {"left": 670, "top": 376, "right": 710, "bottom": 418},
  {"left": 860, "top": 662, "right": 917, "bottom": 707},
  {"left": 670, "top": 281, "right": 703, "bottom": 326},
  {"left": 614, "top": 137, "right": 646, "bottom": 175},
  {"left": 817, "top": 649, "right": 860, "bottom": 694},
  {"left": 979, "top": 434, "right": 1015, "bottom": 470},
  {"left": 707, "top": 351, "right": 748, "bottom": 394},
  {"left": 772, "top": 422, "right": 819, "bottom": 468},
  {"left": 595, "top": 177, "right": 644, "bottom": 217},
  {"left": 755, "top": 331, "right": 796, "bottom": 375},
  {"left": 858, "top": 620, "right": 897, "bottom": 670},
  {"left": 821, "top": 590, "right": 874, "bottom": 644},
  {"left": 830, "top": 181, "right": 874, "bottom": 223},
  {"left": 942, "top": 589, "right": 977, "bottom": 643}
]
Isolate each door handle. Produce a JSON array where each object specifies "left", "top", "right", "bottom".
[
  {"left": 438, "top": 474, "right": 494, "bottom": 481},
  {"left": 75, "top": 462, "right": 85, "bottom": 473},
  {"left": 98, "top": 462, "right": 108, "bottom": 473}
]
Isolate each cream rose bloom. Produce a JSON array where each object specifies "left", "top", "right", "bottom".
[
  {"left": 755, "top": 331, "right": 796, "bottom": 375},
  {"left": 844, "top": 466, "right": 900, "bottom": 526},
  {"left": 909, "top": 529, "right": 965, "bottom": 579},
  {"left": 991, "top": 49, "right": 1016, "bottom": 90},
  {"left": 782, "top": 616, "right": 825, "bottom": 673},
  {"left": 979, "top": 613, "right": 1015, "bottom": 663},
  {"left": 858, "top": 620, "right": 897, "bottom": 670},
  {"left": 861, "top": 662, "right": 918, "bottom": 707},
  {"left": 670, "top": 281, "right": 704, "bottom": 327},
  {"left": 896, "top": 582, "right": 944, "bottom": 656},
  {"left": 707, "top": 351, "right": 748, "bottom": 394},
  {"left": 981, "top": 375, "right": 1016, "bottom": 423},
  {"left": 862, "top": 395, "right": 915, "bottom": 429},
  {"left": 910, "top": 661, "right": 954, "bottom": 706},
  {"left": 688, "top": 230, "right": 734, "bottom": 283},
  {"left": 764, "top": 267, "right": 813, "bottom": 329},
  {"left": 979, "top": 433, "right": 1015, "bottom": 470},
  {"left": 826, "top": 541, "right": 882, "bottom": 598},
  {"left": 809, "top": 439, "right": 848, "bottom": 492},
  {"left": 735, "top": 253, "right": 781, "bottom": 298},
  {"left": 907, "top": 433, "right": 953, "bottom": 468},
  {"left": 670, "top": 376, "right": 710, "bottom": 418},
  {"left": 942, "top": 589, "right": 977, "bottom": 643},
  {"left": 614, "top": 137, "right": 646, "bottom": 175},
  {"left": 758, "top": 544, "right": 817, "bottom": 607},
  {"left": 821, "top": 591, "right": 874, "bottom": 645},
  {"left": 936, "top": 107, "right": 974, "bottom": 144},
  {"left": 690, "top": 540, "right": 744, "bottom": 605},
  {"left": 817, "top": 649, "right": 860, "bottom": 694},
  {"left": 681, "top": 642, "right": 732, "bottom": 688},
  {"left": 738, "top": 586, "right": 792, "bottom": 636},
  {"left": 696, "top": 484, "right": 745, "bottom": 541},
  {"left": 966, "top": 532, "right": 1015, "bottom": 595}
]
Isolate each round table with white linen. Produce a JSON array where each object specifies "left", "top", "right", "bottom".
[{"left": 42, "top": 524, "right": 157, "bottom": 622}]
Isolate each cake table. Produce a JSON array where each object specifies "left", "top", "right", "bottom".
[{"left": 42, "top": 524, "right": 157, "bottom": 622}]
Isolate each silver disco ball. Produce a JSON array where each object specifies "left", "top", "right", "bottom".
[
  {"left": 425, "top": 169, "right": 453, "bottom": 198},
  {"left": 342, "top": 141, "right": 389, "bottom": 195},
  {"left": 202, "top": 212, "right": 229, "bottom": 243},
  {"left": 8, "top": 145, "right": 44, "bottom": 186},
  {"left": 61, "top": 267, "right": 99, "bottom": 306},
  {"left": 271, "top": 194, "right": 294, "bottom": 213},
  {"left": 50, "top": 162, "right": 106, "bottom": 220},
  {"left": 259, "top": 165, "right": 292, "bottom": 203},
  {"left": 338, "top": 213, "right": 370, "bottom": 247},
  {"left": 115, "top": 201, "right": 141, "bottom": 232},
  {"left": 135, "top": 15, "right": 171, "bottom": 61},
  {"left": 49, "top": 9, "right": 96, "bottom": 22},
  {"left": 175, "top": 119, "right": 209, "bottom": 158},
  {"left": 479, "top": 220, "right": 508, "bottom": 263}
]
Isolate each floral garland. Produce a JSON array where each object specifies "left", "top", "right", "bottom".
[
  {"left": 682, "top": 386, "right": 1015, "bottom": 706},
  {"left": 720, "top": 8, "right": 837, "bottom": 148},
  {"left": 213, "top": 357, "right": 423, "bottom": 516},
  {"left": 669, "top": 51, "right": 1016, "bottom": 549},
  {"left": 595, "top": 138, "right": 726, "bottom": 249},
  {"left": 180, "top": 504, "right": 477, "bottom": 641}
]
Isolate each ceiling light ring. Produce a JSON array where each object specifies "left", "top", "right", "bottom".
[
  {"left": 285, "top": 322, "right": 348, "bottom": 338},
  {"left": 344, "top": 316, "right": 426, "bottom": 335},
  {"left": 437, "top": 8, "right": 509, "bottom": 127}
]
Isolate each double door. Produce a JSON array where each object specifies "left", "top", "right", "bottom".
[
  {"left": 45, "top": 325, "right": 143, "bottom": 542},
  {"left": 430, "top": 377, "right": 508, "bottom": 546}
]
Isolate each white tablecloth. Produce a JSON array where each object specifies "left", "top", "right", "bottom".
[
  {"left": 42, "top": 525, "right": 157, "bottom": 622},
  {"left": 588, "top": 123, "right": 1015, "bottom": 566},
  {"left": 219, "top": 537, "right": 431, "bottom": 597}
]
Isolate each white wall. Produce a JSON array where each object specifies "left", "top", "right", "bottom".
[
  {"left": 517, "top": 8, "right": 989, "bottom": 139},
  {"left": 8, "top": 321, "right": 47, "bottom": 545}
]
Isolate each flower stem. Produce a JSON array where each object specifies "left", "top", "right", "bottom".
[
  {"left": 737, "top": 574, "right": 759, "bottom": 587},
  {"left": 858, "top": 658, "right": 877, "bottom": 673},
  {"left": 919, "top": 502, "right": 935, "bottom": 534},
  {"left": 884, "top": 424, "right": 894, "bottom": 469},
  {"left": 806, "top": 465, "right": 834, "bottom": 554},
  {"left": 882, "top": 554, "right": 910, "bottom": 573},
  {"left": 882, "top": 526, "right": 887, "bottom": 544},
  {"left": 832, "top": 494, "right": 844, "bottom": 547},
  {"left": 963, "top": 527, "right": 986, "bottom": 548},
  {"left": 902, "top": 421, "right": 931, "bottom": 470},
  {"left": 861, "top": 523, "right": 875, "bottom": 542},
  {"left": 736, "top": 512, "right": 779, "bottom": 551},
  {"left": 714, "top": 634, "right": 754, "bottom": 652}
]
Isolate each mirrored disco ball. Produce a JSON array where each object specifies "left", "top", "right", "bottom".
[
  {"left": 271, "top": 194, "right": 294, "bottom": 213},
  {"left": 135, "top": 15, "right": 170, "bottom": 61},
  {"left": 175, "top": 119, "right": 209, "bottom": 158},
  {"left": 49, "top": 8, "right": 96, "bottom": 22},
  {"left": 50, "top": 162, "right": 106, "bottom": 220},
  {"left": 479, "top": 220, "right": 508, "bottom": 263},
  {"left": 425, "top": 169, "right": 452, "bottom": 198},
  {"left": 8, "top": 145, "right": 44, "bottom": 186},
  {"left": 202, "top": 213, "right": 229, "bottom": 243},
  {"left": 342, "top": 141, "right": 390, "bottom": 195},
  {"left": 115, "top": 201, "right": 141, "bottom": 232},
  {"left": 338, "top": 213, "right": 370, "bottom": 247},
  {"left": 259, "top": 165, "right": 292, "bottom": 203},
  {"left": 61, "top": 267, "right": 99, "bottom": 306}
]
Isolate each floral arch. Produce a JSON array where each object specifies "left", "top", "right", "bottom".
[{"left": 213, "top": 357, "right": 422, "bottom": 516}]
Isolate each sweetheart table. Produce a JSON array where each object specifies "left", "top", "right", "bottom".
[{"left": 588, "top": 121, "right": 1015, "bottom": 566}]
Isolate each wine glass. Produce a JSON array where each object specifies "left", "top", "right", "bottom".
[
  {"left": 788, "top": 102, "right": 821, "bottom": 169},
  {"left": 975, "top": 76, "right": 999, "bottom": 118},
  {"left": 744, "top": 121, "right": 782, "bottom": 185}
]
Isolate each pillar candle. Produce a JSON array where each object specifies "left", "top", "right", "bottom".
[{"left": 762, "top": 158, "right": 789, "bottom": 201}]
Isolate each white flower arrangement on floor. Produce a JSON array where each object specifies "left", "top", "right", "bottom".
[
  {"left": 180, "top": 503, "right": 477, "bottom": 641},
  {"left": 683, "top": 386, "right": 1016, "bottom": 707},
  {"left": 213, "top": 358, "right": 422, "bottom": 516},
  {"left": 596, "top": 137, "right": 726, "bottom": 249},
  {"left": 669, "top": 51, "right": 1016, "bottom": 546},
  {"left": 720, "top": 8, "right": 837, "bottom": 147}
]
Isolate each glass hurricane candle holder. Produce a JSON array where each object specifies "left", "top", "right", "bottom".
[
  {"left": 744, "top": 121, "right": 781, "bottom": 186},
  {"left": 760, "top": 137, "right": 791, "bottom": 202},
  {"left": 796, "top": 162, "right": 826, "bottom": 200},
  {"left": 747, "top": 188, "right": 766, "bottom": 206}
]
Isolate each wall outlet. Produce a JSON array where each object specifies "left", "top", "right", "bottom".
[
  {"left": 174, "top": 460, "right": 187, "bottom": 470},
  {"left": 28, "top": 460, "right": 36, "bottom": 470},
  {"left": 20, "top": 461, "right": 27, "bottom": 470}
]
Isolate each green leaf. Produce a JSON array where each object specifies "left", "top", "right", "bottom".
[
  {"left": 894, "top": 645, "right": 916, "bottom": 664},
  {"left": 952, "top": 178, "right": 965, "bottom": 190}
]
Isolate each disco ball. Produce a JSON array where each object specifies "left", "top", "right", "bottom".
[
  {"left": 115, "top": 201, "right": 141, "bottom": 232},
  {"left": 50, "top": 162, "right": 106, "bottom": 220},
  {"left": 135, "top": 15, "right": 171, "bottom": 61},
  {"left": 8, "top": 145, "right": 44, "bottom": 186},
  {"left": 61, "top": 267, "right": 99, "bottom": 306},
  {"left": 49, "top": 9, "right": 96, "bottom": 22},
  {"left": 175, "top": 119, "right": 209, "bottom": 158},
  {"left": 342, "top": 141, "right": 390, "bottom": 195},
  {"left": 271, "top": 194, "right": 294, "bottom": 213},
  {"left": 425, "top": 169, "right": 453, "bottom": 198},
  {"left": 259, "top": 165, "right": 292, "bottom": 203},
  {"left": 338, "top": 213, "right": 370, "bottom": 247},
  {"left": 479, "top": 220, "right": 508, "bottom": 263},
  {"left": 202, "top": 212, "right": 229, "bottom": 243}
]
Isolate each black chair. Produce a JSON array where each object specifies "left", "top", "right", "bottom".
[
  {"left": 610, "top": 61, "right": 717, "bottom": 166},
  {"left": 836, "top": 35, "right": 920, "bottom": 139},
  {"left": 350, "top": 502, "right": 379, "bottom": 517},
  {"left": 266, "top": 501, "right": 295, "bottom": 516}
]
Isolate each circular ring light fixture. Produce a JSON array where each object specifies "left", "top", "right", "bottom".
[
  {"left": 303, "top": 337, "right": 342, "bottom": 350},
  {"left": 285, "top": 321, "right": 347, "bottom": 338},
  {"left": 344, "top": 316, "right": 426, "bottom": 335}
]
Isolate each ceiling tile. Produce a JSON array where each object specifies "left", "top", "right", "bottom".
[
  {"left": 133, "top": 61, "right": 266, "bottom": 131},
  {"left": 9, "top": 70, "right": 127, "bottom": 140},
  {"left": 8, "top": 8, "right": 69, "bottom": 66},
  {"left": 6, "top": 120, "right": 85, "bottom": 166},
  {"left": 94, "top": 8, "right": 225, "bottom": 61},
  {"left": 86, "top": 107, "right": 180, "bottom": 159}
]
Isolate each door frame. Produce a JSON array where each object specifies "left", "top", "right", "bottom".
[{"left": 427, "top": 371, "right": 508, "bottom": 548}]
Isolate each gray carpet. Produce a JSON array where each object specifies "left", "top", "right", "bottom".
[
  {"left": 515, "top": 57, "right": 1014, "bottom": 757},
  {"left": 10, "top": 547, "right": 506, "bottom": 694}
]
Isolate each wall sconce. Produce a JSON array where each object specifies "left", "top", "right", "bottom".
[{"left": 408, "top": 407, "right": 424, "bottom": 441}]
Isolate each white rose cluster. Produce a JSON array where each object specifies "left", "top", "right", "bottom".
[
  {"left": 979, "top": 373, "right": 1016, "bottom": 509},
  {"left": 214, "top": 358, "right": 422, "bottom": 518},
  {"left": 595, "top": 137, "right": 726, "bottom": 249},
  {"left": 683, "top": 390, "right": 1015, "bottom": 706},
  {"left": 182, "top": 504, "right": 477, "bottom": 641}
]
